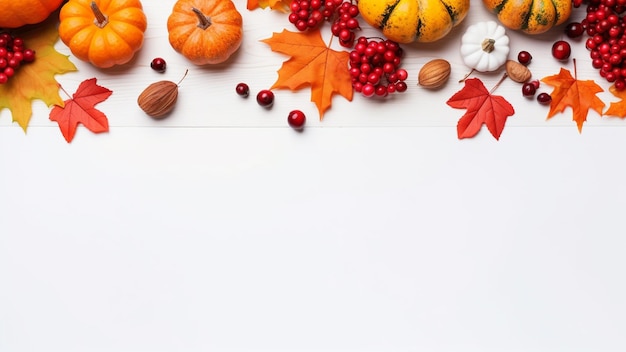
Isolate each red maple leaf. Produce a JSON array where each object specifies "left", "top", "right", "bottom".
[
  {"left": 49, "top": 78, "right": 113, "bottom": 143},
  {"left": 446, "top": 78, "right": 515, "bottom": 140}
]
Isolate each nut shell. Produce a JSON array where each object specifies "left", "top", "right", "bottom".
[
  {"left": 137, "top": 81, "right": 179, "bottom": 118},
  {"left": 418, "top": 59, "right": 451, "bottom": 89},
  {"left": 505, "top": 60, "right": 532, "bottom": 83}
]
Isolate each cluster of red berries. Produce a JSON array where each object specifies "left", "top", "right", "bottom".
[
  {"left": 330, "top": 1, "right": 360, "bottom": 47},
  {"left": 289, "top": 0, "right": 360, "bottom": 47},
  {"left": 0, "top": 32, "right": 36, "bottom": 84},
  {"left": 578, "top": 0, "right": 626, "bottom": 90},
  {"left": 348, "top": 36, "right": 408, "bottom": 97}
]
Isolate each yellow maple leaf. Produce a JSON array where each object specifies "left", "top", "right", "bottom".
[
  {"left": 605, "top": 84, "right": 626, "bottom": 118},
  {"left": 247, "top": 0, "right": 290, "bottom": 12},
  {"left": 0, "top": 17, "right": 78, "bottom": 132},
  {"left": 261, "top": 29, "right": 353, "bottom": 120}
]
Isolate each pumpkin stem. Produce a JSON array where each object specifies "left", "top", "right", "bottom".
[
  {"left": 192, "top": 7, "right": 212, "bottom": 30},
  {"left": 481, "top": 38, "right": 495, "bottom": 53},
  {"left": 91, "top": 1, "right": 109, "bottom": 28}
]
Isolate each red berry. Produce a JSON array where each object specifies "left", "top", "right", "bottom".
[
  {"left": 552, "top": 40, "right": 571, "bottom": 61},
  {"left": 235, "top": 82, "right": 250, "bottom": 97},
  {"left": 0, "top": 73, "right": 7, "bottom": 84},
  {"left": 394, "top": 81, "right": 408, "bottom": 92},
  {"left": 395, "top": 68, "right": 408, "bottom": 81},
  {"left": 530, "top": 79, "right": 540, "bottom": 89},
  {"left": 361, "top": 83, "right": 375, "bottom": 97},
  {"left": 7, "top": 58, "right": 19, "bottom": 68},
  {"left": 537, "top": 92, "right": 552, "bottom": 105},
  {"left": 565, "top": 22, "right": 585, "bottom": 38},
  {"left": 256, "top": 89, "right": 274, "bottom": 107},
  {"left": 22, "top": 49, "right": 35, "bottom": 63},
  {"left": 287, "top": 110, "right": 306, "bottom": 129},
  {"left": 517, "top": 50, "right": 532, "bottom": 65},
  {"left": 12, "top": 37, "right": 23, "bottom": 48},
  {"left": 12, "top": 51, "right": 23, "bottom": 63},
  {"left": 150, "top": 57, "right": 166, "bottom": 72},
  {"left": 3, "top": 66, "right": 14, "bottom": 77},
  {"left": 522, "top": 82, "right": 536, "bottom": 97}
]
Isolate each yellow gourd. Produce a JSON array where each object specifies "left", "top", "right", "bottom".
[
  {"left": 357, "top": 0, "right": 470, "bottom": 43},
  {"left": 483, "top": 0, "right": 572, "bottom": 34}
]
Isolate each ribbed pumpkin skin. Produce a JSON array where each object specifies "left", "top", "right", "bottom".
[
  {"left": 358, "top": 0, "right": 470, "bottom": 43},
  {"left": 0, "top": 0, "right": 64, "bottom": 28},
  {"left": 59, "top": 0, "right": 147, "bottom": 68},
  {"left": 167, "top": 0, "right": 243, "bottom": 65},
  {"left": 483, "top": 0, "right": 572, "bottom": 34}
]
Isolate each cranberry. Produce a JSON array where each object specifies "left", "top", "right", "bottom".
[
  {"left": 150, "top": 57, "right": 167, "bottom": 72},
  {"left": 256, "top": 89, "right": 275, "bottom": 107},
  {"left": 287, "top": 110, "right": 306, "bottom": 130},
  {"left": 235, "top": 82, "right": 249, "bottom": 97},
  {"left": 552, "top": 40, "right": 572, "bottom": 61},
  {"left": 565, "top": 22, "right": 585, "bottom": 38},
  {"left": 522, "top": 82, "right": 537, "bottom": 97},
  {"left": 517, "top": 51, "right": 532, "bottom": 65},
  {"left": 537, "top": 92, "right": 552, "bottom": 105}
]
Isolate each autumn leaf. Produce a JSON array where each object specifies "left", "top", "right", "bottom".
[
  {"left": 446, "top": 78, "right": 515, "bottom": 140},
  {"left": 541, "top": 67, "right": 605, "bottom": 132},
  {"left": 49, "top": 78, "right": 112, "bottom": 143},
  {"left": 261, "top": 29, "right": 353, "bottom": 119},
  {"left": 247, "top": 0, "right": 290, "bottom": 11},
  {"left": 0, "top": 16, "right": 78, "bottom": 132},
  {"left": 604, "top": 84, "right": 626, "bottom": 118}
]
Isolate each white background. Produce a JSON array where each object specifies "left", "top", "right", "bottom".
[{"left": 1, "top": 1, "right": 626, "bottom": 351}]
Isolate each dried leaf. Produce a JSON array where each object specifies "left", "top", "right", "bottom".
[
  {"left": 446, "top": 78, "right": 515, "bottom": 140},
  {"left": 49, "top": 78, "right": 113, "bottom": 143},
  {"left": 0, "top": 17, "right": 78, "bottom": 131},
  {"left": 604, "top": 84, "right": 626, "bottom": 118},
  {"left": 541, "top": 67, "right": 605, "bottom": 132},
  {"left": 247, "top": 0, "right": 290, "bottom": 11},
  {"left": 261, "top": 29, "right": 353, "bottom": 119}
]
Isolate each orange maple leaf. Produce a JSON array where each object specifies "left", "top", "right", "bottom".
[
  {"left": 604, "top": 84, "right": 626, "bottom": 118},
  {"left": 247, "top": 0, "right": 290, "bottom": 11},
  {"left": 49, "top": 78, "right": 113, "bottom": 143},
  {"left": 0, "top": 16, "right": 78, "bottom": 132},
  {"left": 261, "top": 29, "right": 353, "bottom": 120},
  {"left": 541, "top": 67, "right": 605, "bottom": 133}
]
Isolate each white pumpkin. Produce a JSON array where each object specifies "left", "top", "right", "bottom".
[{"left": 460, "top": 21, "right": 510, "bottom": 72}]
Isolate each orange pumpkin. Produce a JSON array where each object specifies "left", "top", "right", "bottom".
[
  {"left": 0, "top": 0, "right": 64, "bottom": 28},
  {"left": 167, "top": 0, "right": 243, "bottom": 65},
  {"left": 59, "top": 0, "right": 147, "bottom": 68}
]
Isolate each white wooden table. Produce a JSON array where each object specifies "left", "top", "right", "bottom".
[{"left": 1, "top": 1, "right": 625, "bottom": 351}]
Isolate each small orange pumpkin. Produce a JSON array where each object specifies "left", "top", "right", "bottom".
[
  {"left": 167, "top": 0, "right": 243, "bottom": 65},
  {"left": 0, "top": 0, "right": 64, "bottom": 28},
  {"left": 59, "top": 0, "right": 147, "bottom": 68}
]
